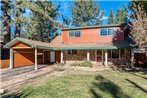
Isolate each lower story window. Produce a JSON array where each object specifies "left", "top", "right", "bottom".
[{"left": 68, "top": 50, "right": 77, "bottom": 55}]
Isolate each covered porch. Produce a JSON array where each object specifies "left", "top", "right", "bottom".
[{"left": 57, "top": 48, "right": 132, "bottom": 68}]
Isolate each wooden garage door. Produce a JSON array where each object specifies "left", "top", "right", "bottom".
[{"left": 14, "top": 50, "right": 35, "bottom": 68}]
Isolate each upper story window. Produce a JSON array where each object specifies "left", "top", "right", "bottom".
[
  {"left": 68, "top": 30, "right": 81, "bottom": 38},
  {"left": 100, "top": 28, "right": 116, "bottom": 36}
]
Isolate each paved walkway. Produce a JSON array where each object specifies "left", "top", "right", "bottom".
[{"left": 0, "top": 65, "right": 54, "bottom": 90}]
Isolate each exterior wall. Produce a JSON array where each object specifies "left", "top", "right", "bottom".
[
  {"left": 44, "top": 51, "right": 50, "bottom": 63},
  {"left": 13, "top": 49, "right": 35, "bottom": 68},
  {"left": 63, "top": 50, "right": 96, "bottom": 62},
  {"left": 12, "top": 42, "right": 31, "bottom": 47},
  {"left": 62, "top": 26, "right": 124, "bottom": 43},
  {"left": 55, "top": 51, "right": 61, "bottom": 63},
  {"left": 13, "top": 49, "right": 44, "bottom": 68},
  {"left": 0, "top": 59, "right": 9, "bottom": 68}
]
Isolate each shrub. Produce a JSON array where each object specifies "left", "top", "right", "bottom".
[
  {"left": 79, "top": 61, "right": 93, "bottom": 67},
  {"left": 70, "top": 62, "right": 81, "bottom": 66},
  {"left": 54, "top": 63, "right": 65, "bottom": 71}
]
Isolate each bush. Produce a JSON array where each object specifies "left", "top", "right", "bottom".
[
  {"left": 79, "top": 61, "right": 93, "bottom": 67},
  {"left": 54, "top": 63, "right": 65, "bottom": 71},
  {"left": 70, "top": 62, "right": 81, "bottom": 66}
]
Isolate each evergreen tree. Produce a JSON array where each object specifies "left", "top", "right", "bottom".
[
  {"left": 131, "top": 4, "right": 147, "bottom": 49},
  {"left": 24, "top": 1, "right": 61, "bottom": 42},
  {"left": 129, "top": 0, "right": 147, "bottom": 16},
  {"left": 108, "top": 9, "right": 114, "bottom": 24},
  {"left": 115, "top": 6, "right": 127, "bottom": 24},
  {"left": 1, "top": 1, "right": 11, "bottom": 43},
  {"left": 71, "top": 0, "right": 103, "bottom": 26}
]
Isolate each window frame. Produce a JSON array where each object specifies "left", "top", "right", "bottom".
[
  {"left": 68, "top": 30, "right": 81, "bottom": 38},
  {"left": 68, "top": 50, "right": 77, "bottom": 55},
  {"left": 100, "top": 28, "right": 116, "bottom": 36}
]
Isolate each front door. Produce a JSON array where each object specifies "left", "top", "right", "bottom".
[
  {"left": 50, "top": 51, "right": 55, "bottom": 63},
  {"left": 97, "top": 50, "right": 102, "bottom": 62}
]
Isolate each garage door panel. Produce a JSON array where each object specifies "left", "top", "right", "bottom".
[{"left": 14, "top": 52, "right": 35, "bottom": 68}]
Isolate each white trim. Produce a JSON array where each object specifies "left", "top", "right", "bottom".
[
  {"left": 61, "top": 51, "right": 63, "bottom": 63},
  {"left": 87, "top": 50, "right": 90, "bottom": 61},
  {"left": 10, "top": 48, "right": 13, "bottom": 69},
  {"left": 105, "top": 50, "right": 108, "bottom": 67},
  {"left": 35, "top": 48, "right": 38, "bottom": 71}
]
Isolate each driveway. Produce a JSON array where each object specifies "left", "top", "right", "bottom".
[{"left": 0, "top": 64, "right": 54, "bottom": 90}]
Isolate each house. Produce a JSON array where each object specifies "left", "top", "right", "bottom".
[{"left": 3, "top": 24, "right": 134, "bottom": 70}]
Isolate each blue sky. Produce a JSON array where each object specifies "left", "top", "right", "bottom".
[
  {"left": 0, "top": 0, "right": 131, "bottom": 35},
  {"left": 57, "top": 0, "right": 131, "bottom": 25}
]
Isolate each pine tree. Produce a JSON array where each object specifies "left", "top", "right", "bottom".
[
  {"left": 108, "top": 9, "right": 114, "bottom": 24},
  {"left": 24, "top": 1, "right": 61, "bottom": 42},
  {"left": 129, "top": 0, "right": 147, "bottom": 16},
  {"left": 71, "top": 0, "right": 103, "bottom": 26},
  {"left": 115, "top": 6, "right": 127, "bottom": 24},
  {"left": 1, "top": 1, "right": 11, "bottom": 43},
  {"left": 131, "top": 4, "right": 147, "bottom": 49}
]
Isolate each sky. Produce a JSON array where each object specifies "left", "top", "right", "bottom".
[
  {"left": 0, "top": 0, "right": 132, "bottom": 35},
  {"left": 57, "top": 0, "right": 131, "bottom": 25}
]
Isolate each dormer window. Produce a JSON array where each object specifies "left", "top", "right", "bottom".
[
  {"left": 68, "top": 30, "right": 81, "bottom": 38},
  {"left": 100, "top": 28, "right": 116, "bottom": 36}
]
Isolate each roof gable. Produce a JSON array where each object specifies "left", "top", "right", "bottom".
[{"left": 4, "top": 37, "right": 52, "bottom": 49}]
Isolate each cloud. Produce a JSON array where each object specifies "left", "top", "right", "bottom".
[{"left": 100, "top": 16, "right": 108, "bottom": 20}]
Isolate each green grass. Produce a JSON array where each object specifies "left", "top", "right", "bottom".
[{"left": 3, "top": 70, "right": 147, "bottom": 98}]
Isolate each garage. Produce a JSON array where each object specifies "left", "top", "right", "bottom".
[{"left": 4, "top": 37, "right": 52, "bottom": 70}]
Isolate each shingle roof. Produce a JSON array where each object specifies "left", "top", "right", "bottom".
[
  {"left": 50, "top": 36, "right": 134, "bottom": 50},
  {"left": 4, "top": 36, "right": 134, "bottom": 50},
  {"left": 4, "top": 37, "right": 52, "bottom": 49},
  {"left": 62, "top": 24, "right": 123, "bottom": 31}
]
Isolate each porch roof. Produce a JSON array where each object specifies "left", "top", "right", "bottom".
[
  {"left": 4, "top": 36, "right": 134, "bottom": 50},
  {"left": 50, "top": 36, "right": 134, "bottom": 50}
]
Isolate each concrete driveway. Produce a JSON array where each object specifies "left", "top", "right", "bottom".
[
  {"left": 1, "top": 64, "right": 49, "bottom": 80},
  {"left": 0, "top": 64, "right": 54, "bottom": 90}
]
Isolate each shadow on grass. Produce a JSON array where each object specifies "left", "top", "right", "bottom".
[
  {"left": 129, "top": 73, "right": 147, "bottom": 80},
  {"left": 2, "top": 89, "right": 32, "bottom": 98},
  {"left": 125, "top": 79, "right": 147, "bottom": 93},
  {"left": 90, "top": 75, "right": 131, "bottom": 98}
]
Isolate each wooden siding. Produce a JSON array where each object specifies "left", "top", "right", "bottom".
[
  {"left": 12, "top": 42, "right": 31, "bottom": 48},
  {"left": 62, "top": 26, "right": 124, "bottom": 43},
  {"left": 55, "top": 51, "right": 61, "bottom": 63},
  {"left": 0, "top": 59, "right": 9, "bottom": 68}
]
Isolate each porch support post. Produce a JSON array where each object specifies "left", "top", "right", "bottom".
[
  {"left": 35, "top": 48, "right": 38, "bottom": 71},
  {"left": 43, "top": 51, "right": 44, "bottom": 64},
  {"left": 95, "top": 50, "right": 97, "bottom": 62},
  {"left": 131, "top": 49, "right": 134, "bottom": 68},
  {"left": 102, "top": 49, "right": 104, "bottom": 65},
  {"left": 87, "top": 50, "right": 90, "bottom": 61},
  {"left": 119, "top": 49, "right": 121, "bottom": 59},
  {"left": 10, "top": 48, "right": 13, "bottom": 69},
  {"left": 125, "top": 49, "right": 127, "bottom": 59},
  {"left": 111, "top": 49, "right": 112, "bottom": 60},
  {"left": 105, "top": 50, "right": 108, "bottom": 67},
  {"left": 61, "top": 50, "right": 63, "bottom": 63}
]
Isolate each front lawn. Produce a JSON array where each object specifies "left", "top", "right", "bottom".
[{"left": 3, "top": 70, "right": 147, "bottom": 98}]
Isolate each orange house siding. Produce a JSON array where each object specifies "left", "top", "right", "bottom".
[
  {"left": 13, "top": 49, "right": 35, "bottom": 68},
  {"left": 62, "top": 26, "right": 124, "bottom": 43},
  {"left": 0, "top": 59, "right": 10, "bottom": 68},
  {"left": 12, "top": 42, "right": 31, "bottom": 47}
]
